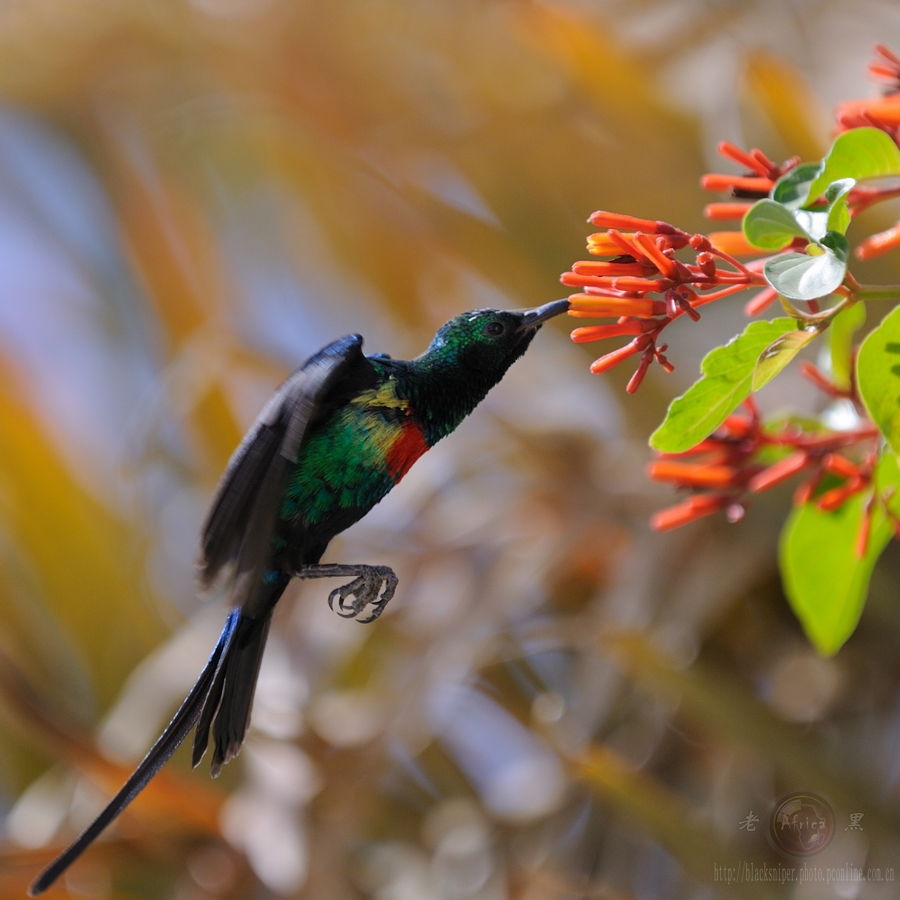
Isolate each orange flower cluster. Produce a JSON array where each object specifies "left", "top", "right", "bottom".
[
  {"left": 837, "top": 44, "right": 900, "bottom": 134},
  {"left": 701, "top": 142, "right": 799, "bottom": 204},
  {"left": 837, "top": 44, "right": 900, "bottom": 261},
  {"left": 648, "top": 395, "right": 881, "bottom": 550},
  {"left": 562, "top": 213, "right": 768, "bottom": 391},
  {"left": 562, "top": 44, "right": 900, "bottom": 536}
]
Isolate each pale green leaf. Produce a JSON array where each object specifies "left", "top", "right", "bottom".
[
  {"left": 857, "top": 303, "right": 900, "bottom": 457},
  {"left": 743, "top": 199, "right": 810, "bottom": 249},
  {"left": 650, "top": 319, "right": 795, "bottom": 453},
  {"left": 807, "top": 128, "right": 900, "bottom": 202},
  {"left": 780, "top": 454, "right": 896, "bottom": 656},
  {"left": 772, "top": 162, "right": 822, "bottom": 209},
  {"left": 793, "top": 209, "right": 828, "bottom": 241},
  {"left": 763, "top": 232, "right": 849, "bottom": 301},
  {"left": 830, "top": 302, "right": 866, "bottom": 391},
  {"left": 752, "top": 329, "right": 817, "bottom": 391},
  {"left": 824, "top": 178, "right": 855, "bottom": 235}
]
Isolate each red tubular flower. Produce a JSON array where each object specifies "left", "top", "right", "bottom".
[
  {"left": 626, "top": 350, "right": 654, "bottom": 393},
  {"left": 571, "top": 322, "right": 650, "bottom": 343},
  {"left": 695, "top": 252, "right": 717, "bottom": 277},
  {"left": 817, "top": 476, "right": 866, "bottom": 512},
  {"left": 857, "top": 495, "right": 875, "bottom": 558},
  {"left": 822, "top": 453, "right": 861, "bottom": 479},
  {"left": 561, "top": 271, "right": 669, "bottom": 293},
  {"left": 606, "top": 229, "right": 650, "bottom": 261},
  {"left": 836, "top": 96, "right": 900, "bottom": 127},
  {"left": 647, "top": 461, "right": 742, "bottom": 489},
  {"left": 716, "top": 141, "right": 775, "bottom": 178},
  {"left": 567, "top": 294, "right": 667, "bottom": 318},
  {"left": 748, "top": 451, "right": 810, "bottom": 493},
  {"left": 744, "top": 287, "right": 779, "bottom": 316},
  {"left": 794, "top": 473, "right": 822, "bottom": 506},
  {"left": 798, "top": 361, "right": 842, "bottom": 397},
  {"left": 836, "top": 109, "right": 900, "bottom": 137},
  {"left": 572, "top": 260, "right": 654, "bottom": 277},
  {"left": 589, "top": 212, "right": 680, "bottom": 234},
  {"left": 700, "top": 174, "right": 774, "bottom": 194},
  {"left": 874, "top": 43, "right": 900, "bottom": 64},
  {"left": 676, "top": 288, "right": 701, "bottom": 321},
  {"left": 631, "top": 232, "right": 678, "bottom": 278},
  {"left": 587, "top": 233, "right": 627, "bottom": 256},
  {"left": 708, "top": 231, "right": 765, "bottom": 257},
  {"left": 867, "top": 44, "right": 900, "bottom": 92},
  {"left": 650, "top": 494, "right": 728, "bottom": 531},
  {"left": 589, "top": 339, "right": 647, "bottom": 374},
  {"left": 653, "top": 342, "right": 674, "bottom": 373},
  {"left": 870, "top": 64, "right": 900, "bottom": 81},
  {"left": 848, "top": 184, "right": 900, "bottom": 217},
  {"left": 856, "top": 221, "right": 900, "bottom": 260},
  {"left": 612, "top": 276, "right": 670, "bottom": 292},
  {"left": 701, "top": 144, "right": 800, "bottom": 219},
  {"left": 705, "top": 202, "right": 754, "bottom": 221},
  {"left": 719, "top": 413, "right": 756, "bottom": 440}
]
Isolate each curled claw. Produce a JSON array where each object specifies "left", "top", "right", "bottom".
[
  {"left": 327, "top": 576, "right": 371, "bottom": 618},
  {"left": 356, "top": 569, "right": 398, "bottom": 624},
  {"left": 298, "top": 563, "right": 399, "bottom": 622}
]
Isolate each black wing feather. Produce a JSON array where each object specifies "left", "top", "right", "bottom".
[
  {"left": 198, "top": 422, "right": 281, "bottom": 584},
  {"left": 199, "top": 334, "right": 367, "bottom": 602}
]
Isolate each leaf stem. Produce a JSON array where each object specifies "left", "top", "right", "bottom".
[
  {"left": 855, "top": 285, "right": 900, "bottom": 301},
  {"left": 780, "top": 294, "right": 853, "bottom": 325}
]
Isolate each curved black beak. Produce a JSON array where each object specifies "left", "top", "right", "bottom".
[{"left": 518, "top": 298, "right": 570, "bottom": 331}]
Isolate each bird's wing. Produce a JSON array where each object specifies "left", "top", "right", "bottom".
[{"left": 199, "top": 334, "right": 367, "bottom": 604}]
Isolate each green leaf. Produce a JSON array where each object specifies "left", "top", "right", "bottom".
[
  {"left": 752, "top": 329, "right": 817, "bottom": 391},
  {"left": 780, "top": 477, "right": 891, "bottom": 656},
  {"left": 807, "top": 127, "right": 900, "bottom": 202},
  {"left": 649, "top": 319, "right": 795, "bottom": 453},
  {"left": 743, "top": 199, "right": 810, "bottom": 250},
  {"left": 877, "top": 449, "right": 900, "bottom": 517},
  {"left": 824, "top": 178, "right": 856, "bottom": 204},
  {"left": 791, "top": 181, "right": 854, "bottom": 240},
  {"left": 821, "top": 230, "right": 850, "bottom": 258},
  {"left": 793, "top": 209, "right": 828, "bottom": 241},
  {"left": 826, "top": 200, "right": 850, "bottom": 236},
  {"left": 857, "top": 303, "right": 900, "bottom": 457},
  {"left": 825, "top": 178, "right": 855, "bottom": 234},
  {"left": 830, "top": 302, "right": 866, "bottom": 391},
  {"left": 772, "top": 162, "right": 823, "bottom": 209},
  {"left": 763, "top": 232, "right": 849, "bottom": 301}
]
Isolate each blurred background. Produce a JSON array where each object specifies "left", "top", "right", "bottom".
[{"left": 1, "top": 1, "right": 900, "bottom": 897}]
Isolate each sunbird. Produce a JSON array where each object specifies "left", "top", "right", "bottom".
[{"left": 30, "top": 298, "right": 569, "bottom": 894}]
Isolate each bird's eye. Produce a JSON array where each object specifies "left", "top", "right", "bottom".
[{"left": 485, "top": 321, "right": 505, "bottom": 336}]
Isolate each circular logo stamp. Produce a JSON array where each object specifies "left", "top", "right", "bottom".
[{"left": 768, "top": 792, "right": 835, "bottom": 858}]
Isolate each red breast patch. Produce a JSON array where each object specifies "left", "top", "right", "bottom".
[{"left": 386, "top": 421, "right": 429, "bottom": 481}]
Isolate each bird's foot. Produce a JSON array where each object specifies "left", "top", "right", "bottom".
[
  {"left": 295, "top": 564, "right": 398, "bottom": 623},
  {"left": 327, "top": 567, "right": 397, "bottom": 622}
]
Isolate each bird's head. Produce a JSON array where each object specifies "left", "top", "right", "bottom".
[
  {"left": 421, "top": 299, "right": 569, "bottom": 380},
  {"left": 404, "top": 299, "right": 569, "bottom": 443}
]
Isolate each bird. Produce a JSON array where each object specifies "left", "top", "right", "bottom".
[{"left": 29, "top": 298, "right": 569, "bottom": 895}]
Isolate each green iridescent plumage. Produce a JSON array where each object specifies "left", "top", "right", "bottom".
[{"left": 281, "top": 365, "right": 416, "bottom": 525}]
